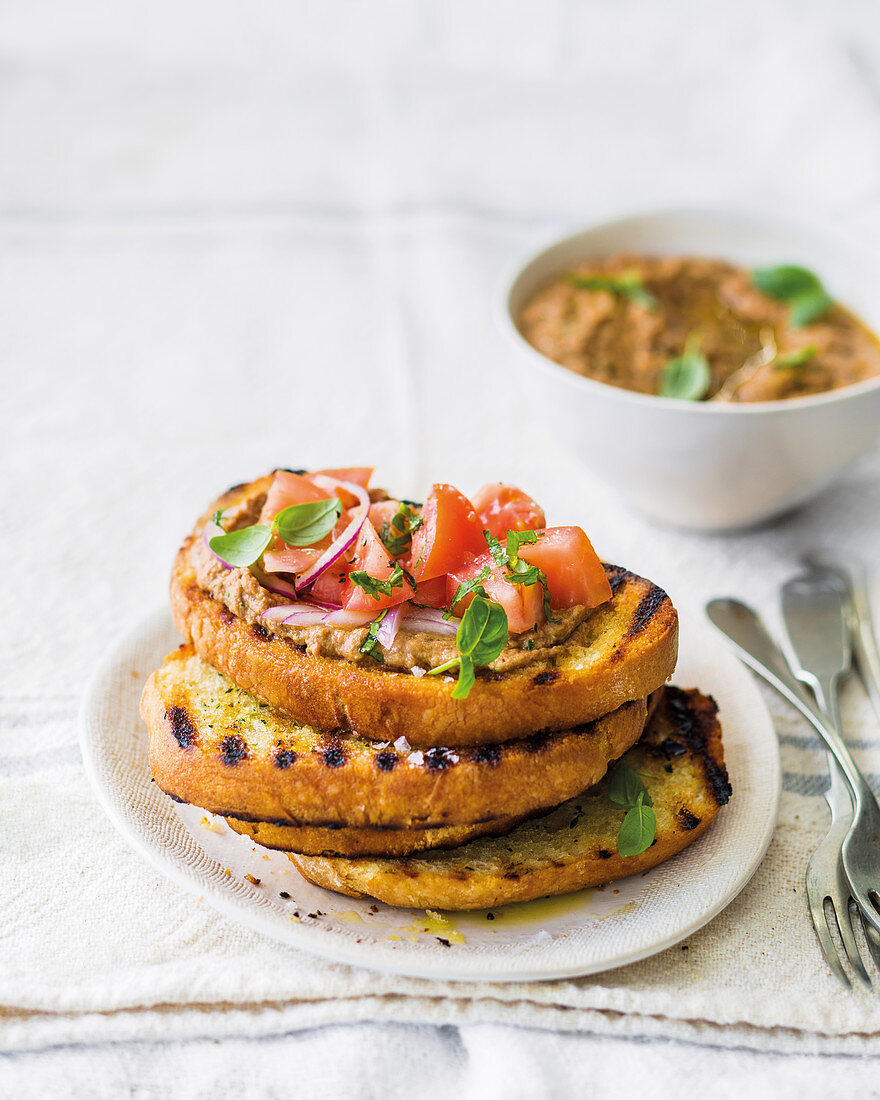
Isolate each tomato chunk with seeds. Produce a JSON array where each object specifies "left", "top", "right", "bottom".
[
  {"left": 413, "top": 575, "right": 448, "bottom": 609},
  {"left": 262, "top": 547, "right": 322, "bottom": 574},
  {"left": 408, "top": 484, "right": 487, "bottom": 582},
  {"left": 471, "top": 483, "right": 546, "bottom": 540},
  {"left": 309, "top": 567, "right": 348, "bottom": 607},
  {"left": 341, "top": 520, "right": 415, "bottom": 612},
  {"left": 519, "top": 527, "right": 611, "bottom": 609},
  {"left": 260, "top": 470, "right": 332, "bottom": 525},
  {"left": 447, "top": 552, "right": 544, "bottom": 634}
]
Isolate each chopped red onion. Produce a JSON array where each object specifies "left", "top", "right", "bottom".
[
  {"left": 203, "top": 521, "right": 232, "bottom": 570},
  {"left": 307, "top": 594, "right": 344, "bottom": 611},
  {"left": 294, "top": 476, "right": 370, "bottom": 591},
  {"left": 402, "top": 605, "right": 459, "bottom": 637},
  {"left": 251, "top": 567, "right": 299, "bottom": 600},
  {"left": 260, "top": 603, "right": 328, "bottom": 626},
  {"left": 322, "top": 608, "right": 376, "bottom": 628},
  {"left": 376, "top": 602, "right": 406, "bottom": 648}
]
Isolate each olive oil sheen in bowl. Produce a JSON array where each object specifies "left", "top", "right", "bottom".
[{"left": 501, "top": 209, "right": 880, "bottom": 531}]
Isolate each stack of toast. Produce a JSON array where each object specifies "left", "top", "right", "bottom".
[{"left": 142, "top": 472, "right": 732, "bottom": 910}]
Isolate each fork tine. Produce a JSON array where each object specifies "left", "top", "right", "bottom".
[
  {"left": 807, "top": 891, "right": 851, "bottom": 988},
  {"left": 834, "top": 901, "right": 872, "bottom": 988},
  {"left": 861, "top": 911, "right": 880, "bottom": 971}
]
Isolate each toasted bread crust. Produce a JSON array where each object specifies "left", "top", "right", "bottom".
[
  {"left": 170, "top": 478, "right": 678, "bottom": 747},
  {"left": 289, "top": 688, "right": 731, "bottom": 909},
  {"left": 224, "top": 814, "right": 528, "bottom": 857},
  {"left": 143, "top": 646, "right": 650, "bottom": 828}
]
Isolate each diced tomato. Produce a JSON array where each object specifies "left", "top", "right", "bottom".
[
  {"left": 414, "top": 575, "right": 448, "bottom": 609},
  {"left": 408, "top": 484, "right": 487, "bottom": 582},
  {"left": 312, "top": 467, "right": 374, "bottom": 508},
  {"left": 262, "top": 547, "right": 322, "bottom": 574},
  {"left": 310, "top": 567, "right": 349, "bottom": 607},
  {"left": 519, "top": 527, "right": 611, "bottom": 609},
  {"left": 447, "top": 552, "right": 544, "bottom": 634},
  {"left": 471, "top": 483, "right": 546, "bottom": 540},
  {"left": 369, "top": 499, "right": 401, "bottom": 533},
  {"left": 341, "top": 520, "right": 415, "bottom": 612},
  {"left": 260, "top": 470, "right": 332, "bottom": 524}
]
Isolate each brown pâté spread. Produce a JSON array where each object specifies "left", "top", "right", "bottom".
[
  {"left": 518, "top": 254, "right": 880, "bottom": 402},
  {"left": 193, "top": 492, "right": 590, "bottom": 673}
]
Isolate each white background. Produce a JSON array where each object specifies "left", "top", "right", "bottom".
[{"left": 4, "top": 0, "right": 880, "bottom": 1095}]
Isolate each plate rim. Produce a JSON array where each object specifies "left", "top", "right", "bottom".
[{"left": 79, "top": 604, "right": 781, "bottom": 983}]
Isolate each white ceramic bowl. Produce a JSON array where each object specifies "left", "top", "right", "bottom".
[{"left": 501, "top": 209, "right": 880, "bottom": 531}]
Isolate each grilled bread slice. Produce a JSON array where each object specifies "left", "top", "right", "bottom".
[
  {"left": 224, "top": 815, "right": 528, "bottom": 857},
  {"left": 289, "top": 687, "right": 732, "bottom": 909},
  {"left": 143, "top": 645, "right": 650, "bottom": 829},
  {"left": 170, "top": 476, "right": 678, "bottom": 747}
]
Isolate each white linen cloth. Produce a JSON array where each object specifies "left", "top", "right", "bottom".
[{"left": 5, "top": 0, "right": 880, "bottom": 1092}]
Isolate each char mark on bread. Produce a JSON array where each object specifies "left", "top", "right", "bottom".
[
  {"left": 219, "top": 734, "right": 248, "bottom": 765},
  {"left": 627, "top": 585, "right": 669, "bottom": 638},
  {"left": 274, "top": 748, "right": 297, "bottom": 769},
  {"left": 664, "top": 687, "right": 731, "bottom": 806},
  {"left": 375, "top": 751, "right": 398, "bottom": 772},
  {"left": 168, "top": 705, "right": 196, "bottom": 748},
  {"left": 532, "top": 670, "right": 559, "bottom": 686},
  {"left": 424, "top": 747, "right": 456, "bottom": 771}
]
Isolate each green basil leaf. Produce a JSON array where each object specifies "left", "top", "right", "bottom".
[
  {"left": 789, "top": 291, "right": 832, "bottom": 328},
  {"left": 775, "top": 345, "right": 817, "bottom": 371},
  {"left": 658, "top": 334, "right": 711, "bottom": 401},
  {"left": 456, "top": 595, "right": 490, "bottom": 656},
  {"left": 617, "top": 796, "right": 657, "bottom": 857},
  {"left": 451, "top": 654, "right": 475, "bottom": 700},
  {"left": 274, "top": 498, "right": 342, "bottom": 548},
  {"left": 380, "top": 502, "right": 421, "bottom": 557},
  {"left": 359, "top": 610, "right": 387, "bottom": 661},
  {"left": 607, "top": 763, "right": 651, "bottom": 809},
  {"left": 446, "top": 568, "right": 490, "bottom": 618},
  {"left": 752, "top": 264, "right": 822, "bottom": 300},
  {"left": 208, "top": 524, "right": 273, "bottom": 568},
  {"left": 433, "top": 597, "right": 509, "bottom": 699},
  {"left": 505, "top": 564, "right": 543, "bottom": 588},
  {"left": 211, "top": 509, "right": 226, "bottom": 529},
  {"left": 505, "top": 529, "right": 538, "bottom": 562},
  {"left": 568, "top": 271, "right": 658, "bottom": 312},
  {"left": 468, "top": 599, "right": 509, "bottom": 665},
  {"left": 484, "top": 530, "right": 507, "bottom": 566},
  {"left": 444, "top": 596, "right": 510, "bottom": 699},
  {"left": 349, "top": 563, "right": 407, "bottom": 601}
]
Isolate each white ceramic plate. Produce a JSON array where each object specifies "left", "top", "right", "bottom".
[{"left": 79, "top": 606, "right": 780, "bottom": 982}]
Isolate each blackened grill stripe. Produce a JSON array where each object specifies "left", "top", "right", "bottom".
[{"left": 627, "top": 584, "right": 667, "bottom": 637}]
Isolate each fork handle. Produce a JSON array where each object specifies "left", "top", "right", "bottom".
[
  {"left": 806, "top": 670, "right": 878, "bottom": 812},
  {"left": 706, "top": 599, "right": 874, "bottom": 811},
  {"left": 805, "top": 551, "right": 880, "bottom": 723}
]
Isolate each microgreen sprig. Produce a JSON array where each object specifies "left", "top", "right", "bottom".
[
  {"left": 607, "top": 763, "right": 657, "bottom": 857},
  {"left": 208, "top": 497, "right": 343, "bottom": 568},
  {"left": 752, "top": 265, "right": 832, "bottom": 328},
  {"left": 359, "top": 610, "right": 388, "bottom": 661},
  {"left": 774, "top": 345, "right": 817, "bottom": 371},
  {"left": 567, "top": 270, "right": 658, "bottom": 312},
  {"left": 658, "top": 332, "right": 711, "bottom": 401},
  {"left": 348, "top": 562, "right": 414, "bottom": 602},
  {"left": 379, "top": 502, "right": 423, "bottom": 557},
  {"left": 427, "top": 595, "right": 508, "bottom": 700}
]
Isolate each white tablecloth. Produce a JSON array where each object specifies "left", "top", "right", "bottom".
[{"left": 5, "top": 0, "right": 880, "bottom": 1094}]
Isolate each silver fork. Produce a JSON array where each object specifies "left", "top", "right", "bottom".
[
  {"left": 803, "top": 550, "right": 880, "bottom": 969},
  {"left": 782, "top": 573, "right": 872, "bottom": 988},
  {"left": 707, "top": 597, "right": 880, "bottom": 984}
]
